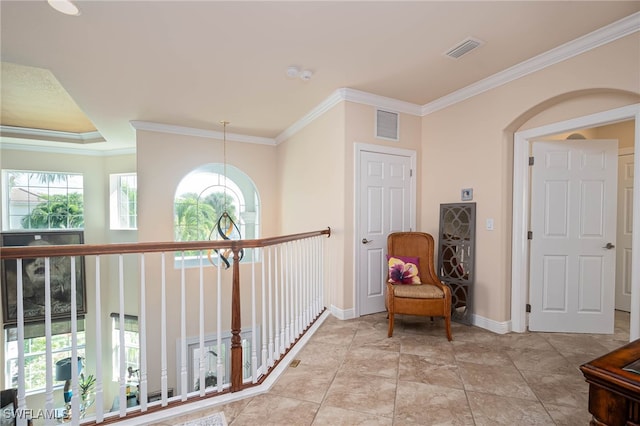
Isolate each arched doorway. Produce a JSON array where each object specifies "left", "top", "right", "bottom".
[{"left": 510, "top": 100, "right": 640, "bottom": 340}]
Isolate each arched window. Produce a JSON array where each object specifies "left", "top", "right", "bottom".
[{"left": 174, "top": 164, "right": 260, "bottom": 265}]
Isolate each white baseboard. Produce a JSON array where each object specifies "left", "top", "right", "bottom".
[
  {"left": 471, "top": 313, "right": 511, "bottom": 334},
  {"left": 328, "top": 306, "right": 511, "bottom": 334},
  {"left": 330, "top": 304, "right": 356, "bottom": 320}
]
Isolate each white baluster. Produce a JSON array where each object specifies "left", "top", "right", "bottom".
[
  {"left": 160, "top": 253, "right": 168, "bottom": 406},
  {"left": 273, "top": 246, "right": 280, "bottom": 358},
  {"left": 16, "top": 260, "right": 27, "bottom": 426},
  {"left": 261, "top": 247, "right": 268, "bottom": 374},
  {"left": 267, "top": 247, "right": 275, "bottom": 367},
  {"left": 308, "top": 238, "right": 313, "bottom": 323},
  {"left": 289, "top": 242, "right": 294, "bottom": 342},
  {"left": 312, "top": 238, "right": 317, "bottom": 318},
  {"left": 94, "top": 256, "right": 104, "bottom": 422},
  {"left": 283, "top": 243, "right": 291, "bottom": 348},
  {"left": 216, "top": 252, "right": 223, "bottom": 391},
  {"left": 180, "top": 252, "right": 187, "bottom": 400},
  {"left": 304, "top": 240, "right": 309, "bottom": 325},
  {"left": 70, "top": 257, "right": 79, "bottom": 426},
  {"left": 44, "top": 258, "right": 54, "bottom": 426},
  {"left": 279, "top": 244, "right": 285, "bottom": 354},
  {"left": 293, "top": 241, "right": 300, "bottom": 338},
  {"left": 303, "top": 240, "right": 308, "bottom": 330},
  {"left": 251, "top": 248, "right": 258, "bottom": 383},
  {"left": 198, "top": 252, "right": 205, "bottom": 397},
  {"left": 316, "top": 237, "right": 321, "bottom": 316},
  {"left": 320, "top": 237, "right": 325, "bottom": 312},
  {"left": 316, "top": 237, "right": 321, "bottom": 315},
  {"left": 118, "top": 255, "right": 127, "bottom": 417},
  {"left": 139, "top": 254, "right": 148, "bottom": 411}
]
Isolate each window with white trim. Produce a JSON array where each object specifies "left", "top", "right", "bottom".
[
  {"left": 111, "top": 314, "right": 140, "bottom": 382},
  {"left": 4, "top": 319, "right": 86, "bottom": 393},
  {"left": 2, "top": 170, "right": 84, "bottom": 231},
  {"left": 109, "top": 173, "right": 138, "bottom": 230},
  {"left": 173, "top": 164, "right": 260, "bottom": 265}
]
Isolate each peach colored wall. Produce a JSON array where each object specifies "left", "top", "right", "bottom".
[
  {"left": 276, "top": 104, "right": 346, "bottom": 310},
  {"left": 421, "top": 33, "right": 639, "bottom": 324},
  {"left": 136, "top": 130, "right": 278, "bottom": 391},
  {"left": 276, "top": 101, "right": 423, "bottom": 314},
  {"left": 542, "top": 119, "right": 635, "bottom": 149},
  {"left": 595, "top": 120, "right": 636, "bottom": 149}
]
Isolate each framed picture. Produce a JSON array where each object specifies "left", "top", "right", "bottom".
[{"left": 1, "top": 230, "right": 86, "bottom": 324}]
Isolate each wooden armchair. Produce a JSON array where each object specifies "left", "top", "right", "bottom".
[{"left": 385, "top": 232, "right": 452, "bottom": 341}]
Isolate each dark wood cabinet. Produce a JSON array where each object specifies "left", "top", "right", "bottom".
[{"left": 580, "top": 339, "right": 640, "bottom": 426}]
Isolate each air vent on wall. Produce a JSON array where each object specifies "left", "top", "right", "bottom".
[
  {"left": 444, "top": 37, "right": 484, "bottom": 59},
  {"left": 376, "top": 109, "right": 399, "bottom": 141}
]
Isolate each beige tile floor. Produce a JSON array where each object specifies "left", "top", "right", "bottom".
[{"left": 159, "top": 310, "right": 631, "bottom": 426}]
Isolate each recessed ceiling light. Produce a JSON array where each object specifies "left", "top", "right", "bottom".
[{"left": 48, "top": 0, "right": 81, "bottom": 16}]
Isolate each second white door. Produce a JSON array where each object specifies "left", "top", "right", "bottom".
[
  {"left": 358, "top": 150, "right": 413, "bottom": 316},
  {"left": 616, "top": 152, "right": 634, "bottom": 312},
  {"left": 529, "top": 139, "right": 618, "bottom": 333}
]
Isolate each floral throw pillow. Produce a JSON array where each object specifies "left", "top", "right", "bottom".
[{"left": 387, "top": 255, "right": 421, "bottom": 284}]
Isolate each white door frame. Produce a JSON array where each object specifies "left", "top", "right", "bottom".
[
  {"left": 354, "top": 142, "right": 417, "bottom": 317},
  {"left": 511, "top": 103, "right": 640, "bottom": 340}
]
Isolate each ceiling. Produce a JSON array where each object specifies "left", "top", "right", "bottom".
[{"left": 1, "top": 1, "right": 639, "bottom": 153}]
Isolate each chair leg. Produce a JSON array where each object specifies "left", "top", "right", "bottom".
[
  {"left": 388, "top": 313, "right": 395, "bottom": 337},
  {"left": 445, "top": 313, "right": 452, "bottom": 341}
]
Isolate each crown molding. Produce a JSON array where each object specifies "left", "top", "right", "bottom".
[
  {"left": 275, "top": 88, "right": 422, "bottom": 144},
  {"left": 422, "top": 11, "right": 640, "bottom": 115},
  {"left": 275, "top": 89, "right": 345, "bottom": 144},
  {"left": 0, "top": 141, "right": 134, "bottom": 157},
  {"left": 129, "top": 121, "right": 276, "bottom": 146},
  {"left": 342, "top": 88, "right": 422, "bottom": 116},
  {"left": 0, "top": 125, "right": 105, "bottom": 144}
]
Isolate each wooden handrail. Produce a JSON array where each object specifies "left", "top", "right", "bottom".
[
  {"left": 0, "top": 227, "right": 331, "bottom": 259},
  {"left": 4, "top": 226, "right": 331, "bottom": 404}
]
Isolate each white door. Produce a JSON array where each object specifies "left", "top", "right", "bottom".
[
  {"left": 529, "top": 139, "right": 618, "bottom": 333},
  {"left": 358, "top": 150, "right": 413, "bottom": 315},
  {"left": 616, "top": 152, "right": 634, "bottom": 312}
]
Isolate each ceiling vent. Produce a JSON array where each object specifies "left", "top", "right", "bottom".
[
  {"left": 444, "top": 37, "right": 484, "bottom": 59},
  {"left": 376, "top": 109, "right": 399, "bottom": 141}
]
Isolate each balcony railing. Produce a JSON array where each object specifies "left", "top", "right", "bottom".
[{"left": 1, "top": 227, "right": 330, "bottom": 425}]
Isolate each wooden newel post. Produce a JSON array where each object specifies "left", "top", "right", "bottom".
[{"left": 230, "top": 247, "right": 243, "bottom": 392}]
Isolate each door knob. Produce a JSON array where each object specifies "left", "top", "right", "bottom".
[
  {"left": 603, "top": 242, "right": 615, "bottom": 249},
  {"left": 362, "top": 238, "right": 372, "bottom": 244}
]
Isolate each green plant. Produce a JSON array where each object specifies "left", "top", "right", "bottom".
[{"left": 79, "top": 373, "right": 96, "bottom": 399}]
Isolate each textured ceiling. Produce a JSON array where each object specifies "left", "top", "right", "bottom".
[
  {"left": 1, "top": 62, "right": 96, "bottom": 133},
  {"left": 0, "top": 1, "right": 638, "bottom": 152}
]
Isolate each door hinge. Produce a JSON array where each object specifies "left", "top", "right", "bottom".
[
  {"left": 410, "top": 169, "right": 413, "bottom": 177},
  {"left": 527, "top": 231, "right": 533, "bottom": 240},
  {"left": 529, "top": 156, "right": 534, "bottom": 166},
  {"left": 526, "top": 303, "right": 531, "bottom": 313}
]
